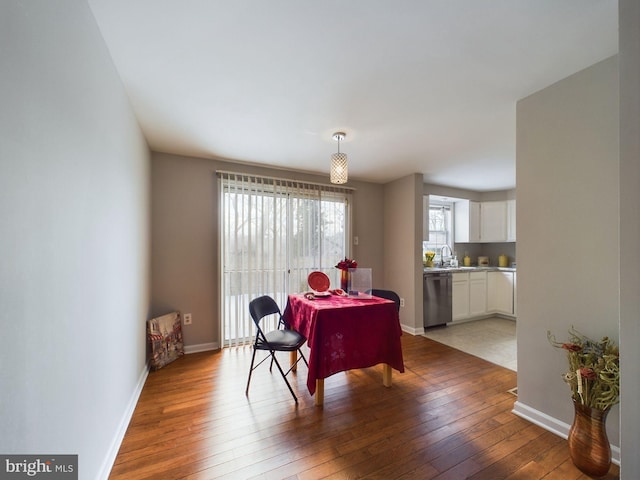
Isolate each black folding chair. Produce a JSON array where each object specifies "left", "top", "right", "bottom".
[
  {"left": 245, "top": 295, "right": 308, "bottom": 402},
  {"left": 367, "top": 289, "right": 401, "bottom": 313}
]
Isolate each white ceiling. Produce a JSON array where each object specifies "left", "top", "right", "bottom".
[{"left": 87, "top": 0, "right": 618, "bottom": 191}]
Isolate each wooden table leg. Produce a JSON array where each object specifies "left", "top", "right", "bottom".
[
  {"left": 383, "top": 364, "right": 392, "bottom": 387},
  {"left": 290, "top": 351, "right": 297, "bottom": 372},
  {"left": 315, "top": 379, "right": 324, "bottom": 406}
]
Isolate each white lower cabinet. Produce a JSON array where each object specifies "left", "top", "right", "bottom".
[
  {"left": 452, "top": 273, "right": 470, "bottom": 321},
  {"left": 513, "top": 272, "right": 517, "bottom": 316},
  {"left": 453, "top": 270, "right": 515, "bottom": 322},
  {"left": 452, "top": 271, "right": 487, "bottom": 321},
  {"left": 487, "top": 271, "right": 514, "bottom": 315},
  {"left": 469, "top": 272, "right": 487, "bottom": 317}
]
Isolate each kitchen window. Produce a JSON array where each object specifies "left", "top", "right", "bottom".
[{"left": 423, "top": 203, "right": 453, "bottom": 263}]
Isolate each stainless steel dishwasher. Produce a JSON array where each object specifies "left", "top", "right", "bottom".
[{"left": 423, "top": 271, "right": 452, "bottom": 328}]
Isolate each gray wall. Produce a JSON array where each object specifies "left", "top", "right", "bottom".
[
  {"left": 151, "top": 152, "right": 386, "bottom": 348},
  {"left": 515, "top": 56, "right": 620, "bottom": 449},
  {"left": 619, "top": 0, "right": 640, "bottom": 476},
  {"left": 0, "top": 2, "right": 150, "bottom": 479},
  {"left": 384, "top": 174, "right": 424, "bottom": 332}
]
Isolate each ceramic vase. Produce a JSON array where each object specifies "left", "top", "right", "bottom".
[{"left": 567, "top": 400, "right": 611, "bottom": 478}]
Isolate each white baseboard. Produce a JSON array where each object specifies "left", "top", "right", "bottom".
[
  {"left": 97, "top": 341, "right": 217, "bottom": 478},
  {"left": 401, "top": 324, "right": 424, "bottom": 335},
  {"left": 512, "top": 401, "right": 571, "bottom": 438},
  {"left": 512, "top": 401, "right": 620, "bottom": 466},
  {"left": 184, "top": 342, "right": 219, "bottom": 354},
  {"left": 98, "top": 362, "right": 150, "bottom": 480}
]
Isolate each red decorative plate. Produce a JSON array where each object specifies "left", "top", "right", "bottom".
[{"left": 308, "top": 271, "right": 330, "bottom": 292}]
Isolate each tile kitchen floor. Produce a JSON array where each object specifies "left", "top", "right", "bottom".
[{"left": 423, "top": 317, "right": 517, "bottom": 371}]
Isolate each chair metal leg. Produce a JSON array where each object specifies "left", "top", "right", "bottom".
[
  {"left": 270, "top": 352, "right": 298, "bottom": 402},
  {"left": 299, "top": 348, "right": 308, "bottom": 367},
  {"left": 246, "top": 345, "right": 307, "bottom": 403},
  {"left": 282, "top": 350, "right": 308, "bottom": 377},
  {"left": 245, "top": 347, "right": 257, "bottom": 396}
]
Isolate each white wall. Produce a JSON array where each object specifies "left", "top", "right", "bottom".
[
  {"left": 618, "top": 0, "right": 640, "bottom": 476},
  {"left": 514, "top": 56, "right": 620, "bottom": 452},
  {"left": 0, "top": 2, "right": 150, "bottom": 479}
]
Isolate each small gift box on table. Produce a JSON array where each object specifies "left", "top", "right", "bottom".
[{"left": 348, "top": 268, "right": 372, "bottom": 297}]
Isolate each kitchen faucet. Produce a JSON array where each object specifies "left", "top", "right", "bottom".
[{"left": 441, "top": 244, "right": 452, "bottom": 267}]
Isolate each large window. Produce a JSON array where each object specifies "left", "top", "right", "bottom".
[
  {"left": 423, "top": 202, "right": 453, "bottom": 263},
  {"left": 219, "top": 172, "right": 352, "bottom": 347}
]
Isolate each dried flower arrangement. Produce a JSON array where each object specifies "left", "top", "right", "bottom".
[{"left": 547, "top": 327, "right": 619, "bottom": 411}]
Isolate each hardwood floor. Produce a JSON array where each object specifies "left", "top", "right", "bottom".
[{"left": 109, "top": 335, "right": 620, "bottom": 479}]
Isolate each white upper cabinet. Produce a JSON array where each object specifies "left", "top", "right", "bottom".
[
  {"left": 455, "top": 199, "right": 515, "bottom": 243},
  {"left": 469, "top": 202, "right": 481, "bottom": 242},
  {"left": 480, "top": 201, "right": 508, "bottom": 242},
  {"left": 507, "top": 199, "right": 516, "bottom": 242},
  {"left": 454, "top": 200, "right": 481, "bottom": 242}
]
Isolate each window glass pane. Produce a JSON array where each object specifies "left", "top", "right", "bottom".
[
  {"left": 423, "top": 204, "right": 453, "bottom": 263},
  {"left": 219, "top": 173, "right": 351, "bottom": 346}
]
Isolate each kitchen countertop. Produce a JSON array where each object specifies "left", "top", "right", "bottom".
[{"left": 424, "top": 266, "right": 516, "bottom": 273}]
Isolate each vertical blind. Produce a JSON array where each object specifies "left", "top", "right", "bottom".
[{"left": 218, "top": 171, "right": 353, "bottom": 347}]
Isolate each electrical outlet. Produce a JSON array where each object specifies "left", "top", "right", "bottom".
[
  {"left": 400, "top": 298, "right": 405, "bottom": 307},
  {"left": 183, "top": 313, "right": 192, "bottom": 325}
]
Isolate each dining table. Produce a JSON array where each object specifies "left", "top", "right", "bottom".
[{"left": 283, "top": 292, "right": 405, "bottom": 406}]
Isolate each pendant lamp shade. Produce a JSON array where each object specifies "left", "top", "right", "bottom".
[{"left": 330, "top": 132, "right": 348, "bottom": 184}]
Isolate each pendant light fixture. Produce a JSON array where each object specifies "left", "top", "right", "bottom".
[{"left": 330, "top": 132, "right": 348, "bottom": 184}]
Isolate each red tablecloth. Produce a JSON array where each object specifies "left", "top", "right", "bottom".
[{"left": 283, "top": 293, "right": 405, "bottom": 395}]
